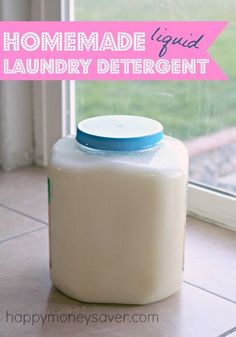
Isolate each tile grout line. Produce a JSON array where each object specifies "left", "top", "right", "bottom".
[
  {"left": 184, "top": 280, "right": 236, "bottom": 305},
  {"left": 0, "top": 203, "right": 48, "bottom": 226},
  {"left": 0, "top": 226, "right": 47, "bottom": 244},
  {"left": 217, "top": 326, "right": 236, "bottom": 337}
]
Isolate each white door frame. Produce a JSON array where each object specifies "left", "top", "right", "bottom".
[
  {"left": 31, "top": 0, "right": 64, "bottom": 166},
  {"left": 32, "top": 0, "right": 76, "bottom": 166}
]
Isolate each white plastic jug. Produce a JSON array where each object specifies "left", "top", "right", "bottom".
[{"left": 48, "top": 115, "right": 188, "bottom": 305}]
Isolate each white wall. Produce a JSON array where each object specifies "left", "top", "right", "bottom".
[{"left": 0, "top": 0, "right": 34, "bottom": 171}]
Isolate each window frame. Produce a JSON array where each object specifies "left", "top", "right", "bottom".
[{"left": 188, "top": 184, "right": 236, "bottom": 230}]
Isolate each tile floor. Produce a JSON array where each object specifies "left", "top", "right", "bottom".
[{"left": 0, "top": 166, "right": 236, "bottom": 337}]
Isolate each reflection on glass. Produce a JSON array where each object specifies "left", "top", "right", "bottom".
[{"left": 75, "top": 0, "right": 236, "bottom": 194}]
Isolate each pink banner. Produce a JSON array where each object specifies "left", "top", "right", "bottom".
[{"left": 0, "top": 21, "right": 227, "bottom": 80}]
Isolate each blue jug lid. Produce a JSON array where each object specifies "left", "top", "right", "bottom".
[{"left": 76, "top": 115, "right": 163, "bottom": 151}]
